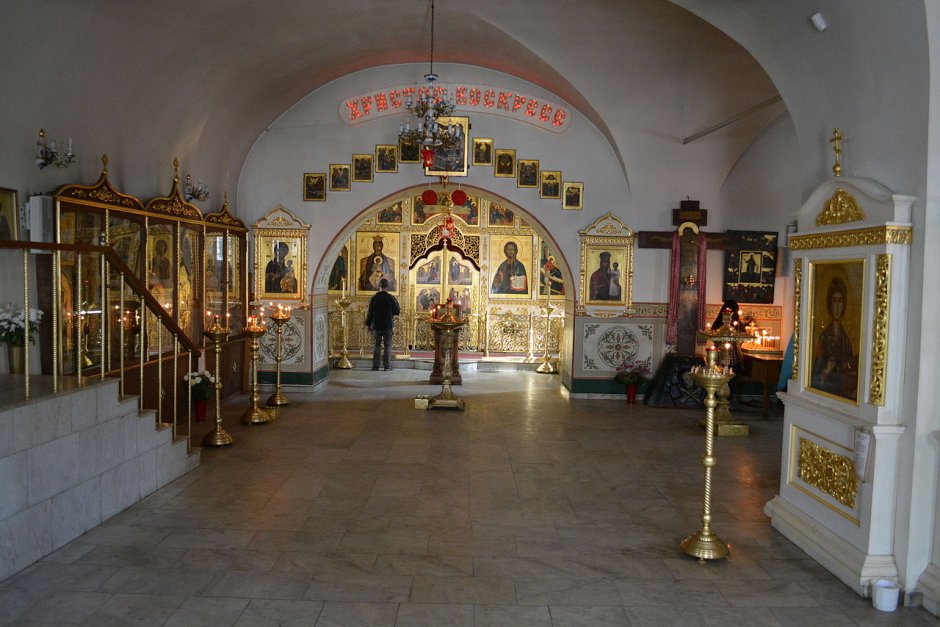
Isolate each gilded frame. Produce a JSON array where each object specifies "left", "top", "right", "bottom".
[
  {"left": 375, "top": 144, "right": 398, "bottom": 173},
  {"left": 517, "top": 159, "right": 539, "bottom": 188},
  {"left": 252, "top": 206, "right": 310, "bottom": 303},
  {"left": 0, "top": 186, "right": 17, "bottom": 240},
  {"left": 425, "top": 116, "right": 470, "bottom": 176},
  {"left": 582, "top": 243, "right": 628, "bottom": 306},
  {"left": 494, "top": 149, "right": 516, "bottom": 178},
  {"left": 399, "top": 138, "right": 420, "bottom": 163},
  {"left": 303, "top": 173, "right": 326, "bottom": 201},
  {"left": 352, "top": 154, "right": 374, "bottom": 183},
  {"left": 540, "top": 171, "right": 561, "bottom": 199},
  {"left": 329, "top": 164, "right": 350, "bottom": 191},
  {"left": 327, "top": 241, "right": 350, "bottom": 293},
  {"left": 487, "top": 201, "right": 515, "bottom": 229},
  {"left": 577, "top": 213, "right": 636, "bottom": 314},
  {"left": 563, "top": 182, "right": 584, "bottom": 210},
  {"left": 488, "top": 234, "right": 533, "bottom": 299},
  {"left": 806, "top": 258, "right": 865, "bottom": 405},
  {"left": 472, "top": 137, "right": 494, "bottom": 166},
  {"left": 355, "top": 231, "right": 401, "bottom": 294}
]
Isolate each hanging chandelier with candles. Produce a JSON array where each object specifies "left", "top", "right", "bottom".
[{"left": 397, "top": 0, "right": 464, "bottom": 168}]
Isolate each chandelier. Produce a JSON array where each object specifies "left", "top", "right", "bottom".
[
  {"left": 397, "top": 0, "right": 463, "bottom": 167},
  {"left": 184, "top": 174, "right": 210, "bottom": 202}
]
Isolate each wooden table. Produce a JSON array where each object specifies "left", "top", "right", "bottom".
[{"left": 743, "top": 352, "right": 783, "bottom": 419}]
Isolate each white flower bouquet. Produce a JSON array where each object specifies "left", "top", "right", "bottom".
[
  {"left": 0, "top": 304, "right": 43, "bottom": 346},
  {"left": 183, "top": 370, "right": 216, "bottom": 401}
]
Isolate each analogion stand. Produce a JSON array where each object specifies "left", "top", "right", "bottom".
[{"left": 426, "top": 304, "right": 466, "bottom": 410}]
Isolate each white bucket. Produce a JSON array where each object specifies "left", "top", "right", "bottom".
[{"left": 871, "top": 579, "right": 900, "bottom": 612}]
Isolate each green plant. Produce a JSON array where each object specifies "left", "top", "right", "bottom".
[{"left": 184, "top": 370, "right": 216, "bottom": 401}]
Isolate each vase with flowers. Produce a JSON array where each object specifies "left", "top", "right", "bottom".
[
  {"left": 0, "top": 304, "right": 43, "bottom": 374},
  {"left": 614, "top": 360, "right": 650, "bottom": 403},
  {"left": 184, "top": 370, "right": 216, "bottom": 421}
]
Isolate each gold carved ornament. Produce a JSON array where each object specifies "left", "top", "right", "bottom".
[
  {"left": 792, "top": 258, "right": 802, "bottom": 381},
  {"left": 869, "top": 254, "right": 891, "bottom": 406},
  {"left": 797, "top": 438, "right": 857, "bottom": 509},
  {"left": 816, "top": 188, "right": 865, "bottom": 226},
  {"left": 790, "top": 226, "right": 911, "bottom": 250}
]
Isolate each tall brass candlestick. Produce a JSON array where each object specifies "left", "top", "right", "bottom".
[
  {"left": 267, "top": 306, "right": 292, "bottom": 407},
  {"left": 333, "top": 297, "right": 353, "bottom": 369},
  {"left": 681, "top": 348, "right": 732, "bottom": 560},
  {"left": 242, "top": 319, "right": 272, "bottom": 424},
  {"left": 201, "top": 320, "right": 233, "bottom": 447},
  {"left": 696, "top": 309, "right": 750, "bottom": 437},
  {"left": 536, "top": 298, "right": 557, "bottom": 374}
]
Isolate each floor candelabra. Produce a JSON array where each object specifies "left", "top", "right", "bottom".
[
  {"left": 201, "top": 318, "right": 233, "bottom": 447},
  {"left": 267, "top": 305, "right": 292, "bottom": 407},
  {"left": 428, "top": 305, "right": 466, "bottom": 410},
  {"left": 536, "top": 298, "right": 557, "bottom": 374},
  {"left": 696, "top": 309, "right": 751, "bottom": 436},
  {"left": 680, "top": 346, "right": 733, "bottom": 560},
  {"left": 242, "top": 316, "right": 272, "bottom": 424},
  {"left": 333, "top": 297, "right": 353, "bottom": 369}
]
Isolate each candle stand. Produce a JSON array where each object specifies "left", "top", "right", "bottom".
[
  {"left": 535, "top": 300, "right": 557, "bottom": 374},
  {"left": 333, "top": 297, "right": 353, "bottom": 369},
  {"left": 428, "top": 304, "right": 466, "bottom": 410},
  {"left": 680, "top": 348, "right": 733, "bottom": 560},
  {"left": 696, "top": 309, "right": 751, "bottom": 437},
  {"left": 242, "top": 320, "right": 272, "bottom": 424},
  {"left": 201, "top": 320, "right": 233, "bottom": 447},
  {"left": 267, "top": 306, "right": 292, "bottom": 407}
]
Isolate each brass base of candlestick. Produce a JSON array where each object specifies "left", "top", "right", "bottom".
[
  {"left": 680, "top": 530, "right": 730, "bottom": 561},
  {"left": 535, "top": 357, "right": 557, "bottom": 374},
  {"left": 333, "top": 351, "right": 353, "bottom": 369},
  {"left": 428, "top": 386, "right": 465, "bottom": 410},
  {"left": 202, "top": 426, "right": 234, "bottom": 447},
  {"left": 267, "top": 390, "right": 290, "bottom": 407},
  {"left": 242, "top": 405, "right": 272, "bottom": 424}
]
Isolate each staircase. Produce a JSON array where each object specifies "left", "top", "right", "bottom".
[{"left": 0, "top": 376, "right": 199, "bottom": 581}]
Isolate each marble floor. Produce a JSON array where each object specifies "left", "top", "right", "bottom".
[{"left": 1, "top": 369, "right": 937, "bottom": 626}]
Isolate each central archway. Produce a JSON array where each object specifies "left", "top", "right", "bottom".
[{"left": 311, "top": 184, "right": 576, "bottom": 381}]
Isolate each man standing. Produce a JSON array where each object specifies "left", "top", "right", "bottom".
[{"left": 365, "top": 277, "right": 400, "bottom": 371}]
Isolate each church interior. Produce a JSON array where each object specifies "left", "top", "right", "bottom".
[{"left": 2, "top": 1, "right": 940, "bottom": 624}]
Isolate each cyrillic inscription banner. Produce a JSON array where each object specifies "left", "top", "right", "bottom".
[{"left": 340, "top": 83, "right": 571, "bottom": 133}]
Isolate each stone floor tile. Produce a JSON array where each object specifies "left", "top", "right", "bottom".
[
  {"left": 233, "top": 598, "right": 324, "bottom": 626},
  {"left": 548, "top": 605, "right": 630, "bottom": 627},
  {"left": 410, "top": 575, "right": 515, "bottom": 604},
  {"left": 393, "top": 602, "right": 473, "bottom": 626},
  {"left": 202, "top": 570, "right": 313, "bottom": 600},
  {"left": 12, "top": 590, "right": 111, "bottom": 624},
  {"left": 163, "top": 596, "right": 250, "bottom": 626},
  {"left": 82, "top": 592, "right": 186, "bottom": 626},
  {"left": 514, "top": 576, "right": 623, "bottom": 606},
  {"left": 303, "top": 573, "right": 412, "bottom": 603},
  {"left": 473, "top": 604, "right": 552, "bottom": 627},
  {"left": 313, "top": 601, "right": 399, "bottom": 627}
]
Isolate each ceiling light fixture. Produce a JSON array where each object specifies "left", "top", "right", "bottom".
[
  {"left": 35, "top": 128, "right": 75, "bottom": 170},
  {"left": 397, "top": 0, "right": 463, "bottom": 168}
]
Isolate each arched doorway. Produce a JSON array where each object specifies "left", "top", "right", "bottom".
[{"left": 313, "top": 184, "right": 574, "bottom": 376}]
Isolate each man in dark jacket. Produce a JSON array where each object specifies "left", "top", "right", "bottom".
[{"left": 364, "top": 277, "right": 400, "bottom": 370}]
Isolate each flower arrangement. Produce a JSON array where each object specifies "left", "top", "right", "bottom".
[
  {"left": 0, "top": 304, "right": 43, "bottom": 346},
  {"left": 614, "top": 360, "right": 650, "bottom": 386},
  {"left": 184, "top": 370, "right": 216, "bottom": 401}
]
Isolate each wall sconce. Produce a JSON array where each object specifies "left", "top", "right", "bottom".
[
  {"left": 184, "top": 174, "right": 210, "bottom": 202},
  {"left": 35, "top": 129, "right": 76, "bottom": 170}
]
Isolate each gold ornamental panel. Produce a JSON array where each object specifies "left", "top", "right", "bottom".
[
  {"left": 533, "top": 315, "right": 563, "bottom": 353},
  {"left": 790, "top": 226, "right": 912, "bottom": 250},
  {"left": 487, "top": 309, "right": 532, "bottom": 353},
  {"left": 815, "top": 188, "right": 865, "bottom": 226},
  {"left": 869, "top": 254, "right": 891, "bottom": 406},
  {"left": 796, "top": 437, "right": 857, "bottom": 509},
  {"left": 792, "top": 258, "right": 802, "bottom": 381}
]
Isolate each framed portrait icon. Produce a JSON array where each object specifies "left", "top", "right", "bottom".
[
  {"left": 540, "top": 171, "right": 561, "bottom": 199},
  {"left": 806, "top": 259, "right": 865, "bottom": 404},
  {"left": 488, "top": 234, "right": 532, "bottom": 299},
  {"left": 255, "top": 235, "right": 306, "bottom": 301},
  {"left": 375, "top": 144, "right": 398, "bottom": 173},
  {"left": 329, "top": 164, "right": 350, "bottom": 191},
  {"left": 352, "top": 154, "right": 374, "bottom": 182},
  {"left": 563, "top": 182, "right": 584, "bottom": 210},
  {"left": 517, "top": 159, "right": 539, "bottom": 188},
  {"left": 303, "top": 173, "right": 326, "bottom": 201},
  {"left": 0, "top": 186, "right": 19, "bottom": 240},
  {"left": 494, "top": 149, "right": 516, "bottom": 178},
  {"left": 472, "top": 138, "right": 493, "bottom": 166},
  {"left": 425, "top": 116, "right": 470, "bottom": 177},
  {"left": 399, "top": 138, "right": 420, "bottom": 163},
  {"left": 583, "top": 244, "right": 628, "bottom": 306}
]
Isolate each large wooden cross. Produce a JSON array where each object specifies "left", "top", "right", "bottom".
[{"left": 637, "top": 200, "right": 731, "bottom": 355}]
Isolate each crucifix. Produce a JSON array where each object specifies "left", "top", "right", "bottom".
[{"left": 637, "top": 200, "right": 731, "bottom": 355}]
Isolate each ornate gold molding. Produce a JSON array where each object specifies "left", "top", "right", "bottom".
[
  {"left": 797, "top": 437, "right": 857, "bottom": 509},
  {"left": 790, "top": 225, "right": 912, "bottom": 250},
  {"left": 792, "top": 258, "right": 802, "bottom": 381},
  {"left": 815, "top": 188, "right": 865, "bottom": 226},
  {"left": 869, "top": 254, "right": 891, "bottom": 406}
]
